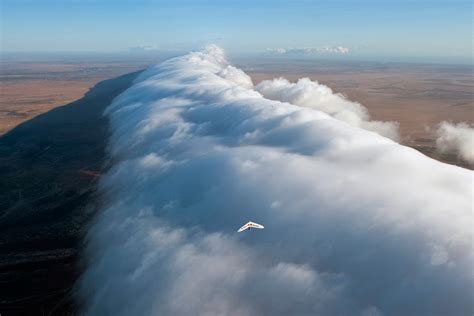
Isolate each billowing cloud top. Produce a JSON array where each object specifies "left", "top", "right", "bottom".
[
  {"left": 255, "top": 77, "right": 399, "bottom": 141},
  {"left": 77, "top": 45, "right": 473, "bottom": 316}
]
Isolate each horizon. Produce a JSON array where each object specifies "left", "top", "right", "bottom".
[{"left": 2, "top": 49, "right": 473, "bottom": 66}]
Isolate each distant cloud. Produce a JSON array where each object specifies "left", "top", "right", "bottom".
[
  {"left": 128, "top": 45, "right": 160, "bottom": 52},
  {"left": 435, "top": 121, "right": 474, "bottom": 163},
  {"left": 265, "top": 46, "right": 350, "bottom": 55}
]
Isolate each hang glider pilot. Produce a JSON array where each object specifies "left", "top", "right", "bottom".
[{"left": 238, "top": 221, "right": 264, "bottom": 232}]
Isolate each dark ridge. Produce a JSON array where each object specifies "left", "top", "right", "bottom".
[{"left": 0, "top": 69, "right": 143, "bottom": 315}]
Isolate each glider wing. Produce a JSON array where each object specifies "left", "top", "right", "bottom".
[{"left": 238, "top": 221, "right": 264, "bottom": 232}]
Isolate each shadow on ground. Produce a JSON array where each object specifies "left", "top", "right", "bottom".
[{"left": 0, "top": 70, "right": 142, "bottom": 316}]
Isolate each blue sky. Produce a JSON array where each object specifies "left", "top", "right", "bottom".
[{"left": 1, "top": 0, "right": 472, "bottom": 63}]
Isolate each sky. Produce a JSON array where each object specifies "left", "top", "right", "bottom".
[{"left": 1, "top": 0, "right": 473, "bottom": 63}]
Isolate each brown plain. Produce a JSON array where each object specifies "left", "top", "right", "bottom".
[{"left": 0, "top": 60, "right": 149, "bottom": 135}]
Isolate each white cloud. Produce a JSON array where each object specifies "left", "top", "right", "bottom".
[
  {"left": 76, "top": 45, "right": 473, "bottom": 316},
  {"left": 255, "top": 77, "right": 399, "bottom": 140},
  {"left": 436, "top": 121, "right": 474, "bottom": 163},
  {"left": 218, "top": 65, "right": 254, "bottom": 89},
  {"left": 266, "top": 46, "right": 350, "bottom": 55},
  {"left": 129, "top": 45, "right": 160, "bottom": 52}
]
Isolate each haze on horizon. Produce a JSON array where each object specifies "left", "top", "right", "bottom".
[{"left": 1, "top": 0, "right": 473, "bottom": 64}]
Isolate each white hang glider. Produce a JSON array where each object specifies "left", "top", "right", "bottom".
[{"left": 238, "top": 221, "right": 264, "bottom": 232}]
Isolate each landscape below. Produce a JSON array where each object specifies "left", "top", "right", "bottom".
[{"left": 0, "top": 55, "right": 472, "bottom": 314}]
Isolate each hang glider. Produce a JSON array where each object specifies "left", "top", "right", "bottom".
[{"left": 238, "top": 221, "right": 264, "bottom": 232}]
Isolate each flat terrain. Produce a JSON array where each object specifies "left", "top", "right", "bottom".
[
  {"left": 0, "top": 58, "right": 151, "bottom": 135},
  {"left": 240, "top": 58, "right": 473, "bottom": 167}
]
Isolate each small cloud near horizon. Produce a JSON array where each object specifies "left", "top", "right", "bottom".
[
  {"left": 265, "top": 46, "right": 350, "bottom": 55},
  {"left": 128, "top": 45, "right": 160, "bottom": 53}
]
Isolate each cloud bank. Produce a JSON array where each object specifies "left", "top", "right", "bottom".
[
  {"left": 76, "top": 46, "right": 473, "bottom": 316},
  {"left": 436, "top": 121, "right": 474, "bottom": 164}
]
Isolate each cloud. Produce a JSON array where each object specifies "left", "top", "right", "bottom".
[
  {"left": 265, "top": 46, "right": 350, "bottom": 55},
  {"left": 255, "top": 77, "right": 399, "bottom": 140},
  {"left": 218, "top": 65, "right": 254, "bottom": 90},
  {"left": 129, "top": 45, "right": 160, "bottom": 53},
  {"left": 436, "top": 121, "right": 474, "bottom": 163},
  {"left": 76, "top": 45, "right": 473, "bottom": 316}
]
